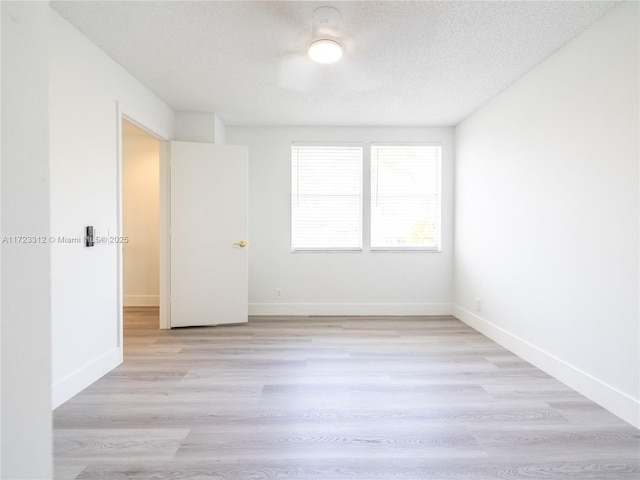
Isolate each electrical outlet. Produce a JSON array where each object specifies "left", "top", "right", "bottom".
[
  {"left": 275, "top": 288, "right": 283, "bottom": 299},
  {"left": 475, "top": 298, "right": 481, "bottom": 312}
]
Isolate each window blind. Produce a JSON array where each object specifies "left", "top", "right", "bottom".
[
  {"left": 291, "top": 144, "right": 363, "bottom": 251},
  {"left": 371, "top": 144, "right": 441, "bottom": 250}
]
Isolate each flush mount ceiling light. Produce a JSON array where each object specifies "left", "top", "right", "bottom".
[
  {"left": 308, "top": 6, "right": 343, "bottom": 64},
  {"left": 308, "top": 39, "right": 343, "bottom": 64}
]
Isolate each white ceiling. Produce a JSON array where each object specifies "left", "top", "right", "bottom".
[{"left": 51, "top": 1, "right": 617, "bottom": 127}]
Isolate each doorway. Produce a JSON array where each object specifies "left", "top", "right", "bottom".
[
  {"left": 121, "top": 119, "right": 161, "bottom": 331},
  {"left": 118, "top": 117, "right": 248, "bottom": 334}
]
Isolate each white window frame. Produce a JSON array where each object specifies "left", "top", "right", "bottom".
[
  {"left": 291, "top": 142, "right": 363, "bottom": 252},
  {"left": 370, "top": 143, "right": 442, "bottom": 252}
]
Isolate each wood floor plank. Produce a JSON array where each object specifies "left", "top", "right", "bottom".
[
  {"left": 54, "top": 309, "right": 640, "bottom": 479},
  {"left": 71, "top": 458, "right": 640, "bottom": 480}
]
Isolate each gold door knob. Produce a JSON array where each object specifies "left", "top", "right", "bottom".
[{"left": 234, "top": 240, "right": 247, "bottom": 248}]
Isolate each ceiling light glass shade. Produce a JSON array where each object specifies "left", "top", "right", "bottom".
[{"left": 308, "top": 39, "right": 343, "bottom": 64}]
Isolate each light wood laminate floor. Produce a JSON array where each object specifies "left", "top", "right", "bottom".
[{"left": 54, "top": 308, "right": 640, "bottom": 479}]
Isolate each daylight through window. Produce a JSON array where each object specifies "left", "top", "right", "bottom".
[
  {"left": 291, "top": 144, "right": 363, "bottom": 251},
  {"left": 371, "top": 144, "right": 441, "bottom": 250}
]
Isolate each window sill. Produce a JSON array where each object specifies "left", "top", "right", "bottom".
[
  {"left": 371, "top": 247, "right": 441, "bottom": 253},
  {"left": 291, "top": 248, "right": 363, "bottom": 253}
]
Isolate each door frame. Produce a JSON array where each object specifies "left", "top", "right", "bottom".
[{"left": 116, "top": 103, "right": 172, "bottom": 352}]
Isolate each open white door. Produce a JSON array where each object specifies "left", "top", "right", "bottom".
[{"left": 170, "top": 141, "right": 248, "bottom": 327}]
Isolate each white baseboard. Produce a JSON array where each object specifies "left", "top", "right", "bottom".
[
  {"left": 124, "top": 294, "right": 159, "bottom": 307},
  {"left": 249, "top": 302, "right": 452, "bottom": 316},
  {"left": 453, "top": 305, "right": 640, "bottom": 429},
  {"left": 52, "top": 347, "right": 122, "bottom": 409}
]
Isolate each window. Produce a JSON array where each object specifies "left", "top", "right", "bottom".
[
  {"left": 371, "top": 144, "right": 441, "bottom": 250},
  {"left": 291, "top": 144, "right": 363, "bottom": 251}
]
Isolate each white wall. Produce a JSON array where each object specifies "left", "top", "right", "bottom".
[
  {"left": 1, "top": 2, "right": 52, "bottom": 477},
  {"left": 49, "top": 9, "right": 174, "bottom": 408},
  {"left": 226, "top": 127, "right": 454, "bottom": 315},
  {"left": 454, "top": 1, "right": 639, "bottom": 427},
  {"left": 214, "top": 114, "right": 227, "bottom": 145},
  {"left": 123, "top": 134, "right": 160, "bottom": 307},
  {"left": 175, "top": 112, "right": 226, "bottom": 144}
]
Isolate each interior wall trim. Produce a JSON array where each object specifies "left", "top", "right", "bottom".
[
  {"left": 52, "top": 347, "right": 122, "bottom": 409},
  {"left": 453, "top": 304, "right": 640, "bottom": 429},
  {"left": 124, "top": 295, "right": 160, "bottom": 307},
  {"left": 249, "top": 303, "right": 452, "bottom": 316}
]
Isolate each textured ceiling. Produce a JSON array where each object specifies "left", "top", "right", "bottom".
[{"left": 51, "top": 1, "right": 617, "bottom": 127}]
